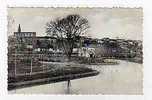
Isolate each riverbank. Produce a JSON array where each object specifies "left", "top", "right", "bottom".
[
  {"left": 8, "top": 65, "right": 99, "bottom": 90},
  {"left": 77, "top": 57, "right": 119, "bottom": 65},
  {"left": 9, "top": 60, "right": 143, "bottom": 94},
  {"left": 117, "top": 57, "right": 143, "bottom": 64}
]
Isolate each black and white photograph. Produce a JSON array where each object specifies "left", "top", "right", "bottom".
[{"left": 7, "top": 7, "right": 143, "bottom": 94}]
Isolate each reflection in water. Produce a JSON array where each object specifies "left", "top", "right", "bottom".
[
  {"left": 66, "top": 86, "right": 70, "bottom": 94},
  {"left": 9, "top": 60, "right": 143, "bottom": 94},
  {"left": 66, "top": 80, "right": 71, "bottom": 94}
]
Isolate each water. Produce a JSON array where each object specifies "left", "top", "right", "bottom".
[{"left": 9, "top": 60, "right": 143, "bottom": 94}]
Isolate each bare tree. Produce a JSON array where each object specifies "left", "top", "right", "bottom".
[{"left": 46, "top": 14, "right": 90, "bottom": 60}]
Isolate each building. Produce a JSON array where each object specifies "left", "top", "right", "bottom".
[
  {"left": 14, "top": 24, "right": 36, "bottom": 52},
  {"left": 14, "top": 24, "right": 36, "bottom": 38},
  {"left": 34, "top": 36, "right": 57, "bottom": 53},
  {"left": 10, "top": 25, "right": 142, "bottom": 59},
  {"left": 12, "top": 24, "right": 61, "bottom": 54}
]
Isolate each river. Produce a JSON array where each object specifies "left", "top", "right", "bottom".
[{"left": 9, "top": 60, "right": 143, "bottom": 94}]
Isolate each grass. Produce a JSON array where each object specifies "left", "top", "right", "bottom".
[
  {"left": 77, "top": 57, "right": 118, "bottom": 65},
  {"left": 8, "top": 65, "right": 99, "bottom": 90}
]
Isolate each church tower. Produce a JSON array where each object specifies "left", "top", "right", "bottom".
[{"left": 18, "top": 24, "right": 21, "bottom": 33}]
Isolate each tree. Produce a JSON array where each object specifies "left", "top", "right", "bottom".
[{"left": 46, "top": 14, "right": 90, "bottom": 60}]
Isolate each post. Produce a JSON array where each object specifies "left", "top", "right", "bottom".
[
  {"left": 67, "top": 80, "right": 71, "bottom": 94},
  {"left": 14, "top": 49, "right": 17, "bottom": 93},
  {"left": 42, "top": 54, "right": 44, "bottom": 72},
  {"left": 14, "top": 49, "right": 17, "bottom": 76},
  {"left": 67, "top": 80, "right": 71, "bottom": 87},
  {"left": 30, "top": 57, "right": 33, "bottom": 75}
]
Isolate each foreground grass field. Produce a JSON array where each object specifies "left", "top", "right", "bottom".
[
  {"left": 9, "top": 60, "right": 142, "bottom": 94},
  {"left": 8, "top": 65, "right": 99, "bottom": 90}
]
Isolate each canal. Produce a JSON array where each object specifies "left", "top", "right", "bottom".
[{"left": 9, "top": 60, "right": 143, "bottom": 94}]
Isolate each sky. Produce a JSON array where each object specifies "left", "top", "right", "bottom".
[{"left": 8, "top": 8, "right": 143, "bottom": 40}]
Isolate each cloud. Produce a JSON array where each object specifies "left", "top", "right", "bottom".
[{"left": 8, "top": 8, "right": 143, "bottom": 40}]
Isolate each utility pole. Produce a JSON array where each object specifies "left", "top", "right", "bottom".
[
  {"left": 30, "top": 56, "right": 33, "bottom": 75},
  {"left": 14, "top": 48, "right": 17, "bottom": 76}
]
